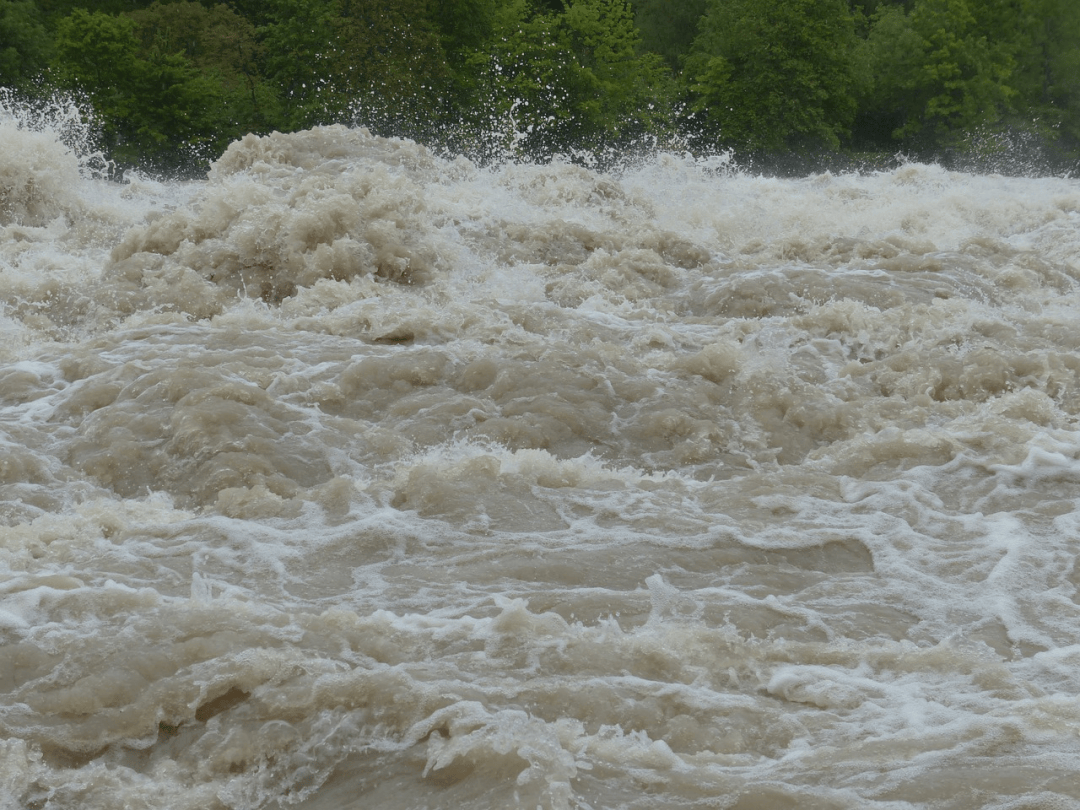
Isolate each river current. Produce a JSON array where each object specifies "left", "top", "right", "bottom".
[{"left": 3, "top": 107, "right": 1080, "bottom": 809}]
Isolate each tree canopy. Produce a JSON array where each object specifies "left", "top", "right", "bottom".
[
  {"left": 685, "top": 0, "right": 862, "bottom": 151},
  {"left": 0, "top": 0, "right": 1076, "bottom": 173},
  {"left": 0, "top": 0, "right": 52, "bottom": 89}
]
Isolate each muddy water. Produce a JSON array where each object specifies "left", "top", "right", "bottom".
[{"left": 3, "top": 113, "right": 1080, "bottom": 809}]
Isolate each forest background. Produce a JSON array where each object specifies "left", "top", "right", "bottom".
[{"left": 1, "top": 0, "right": 1078, "bottom": 175}]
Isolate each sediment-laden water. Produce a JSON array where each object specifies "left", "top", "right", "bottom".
[{"left": 3, "top": 108, "right": 1080, "bottom": 809}]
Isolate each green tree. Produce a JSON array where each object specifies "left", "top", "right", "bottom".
[
  {"left": 424, "top": 0, "right": 500, "bottom": 131},
  {"left": 1009, "top": 0, "right": 1080, "bottom": 144},
  {"left": 52, "top": 8, "right": 224, "bottom": 168},
  {"left": 258, "top": 0, "right": 451, "bottom": 133},
  {"left": 685, "top": 0, "right": 862, "bottom": 152},
  {"left": 562, "top": 0, "right": 671, "bottom": 139},
  {"left": 35, "top": 0, "right": 158, "bottom": 24},
  {"left": 429, "top": 0, "right": 499, "bottom": 55},
  {"left": 469, "top": 0, "right": 674, "bottom": 157},
  {"left": 478, "top": 4, "right": 596, "bottom": 154},
  {"left": 0, "top": 0, "right": 52, "bottom": 89},
  {"left": 335, "top": 0, "right": 452, "bottom": 133},
  {"left": 860, "top": 0, "right": 1020, "bottom": 145},
  {"left": 129, "top": 2, "right": 276, "bottom": 139},
  {"left": 256, "top": 0, "right": 338, "bottom": 129},
  {"left": 630, "top": 0, "right": 707, "bottom": 71}
]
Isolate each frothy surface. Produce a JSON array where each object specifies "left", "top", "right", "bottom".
[{"left": 3, "top": 121, "right": 1080, "bottom": 809}]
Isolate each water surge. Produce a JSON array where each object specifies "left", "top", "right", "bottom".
[{"left": 3, "top": 109, "right": 1080, "bottom": 809}]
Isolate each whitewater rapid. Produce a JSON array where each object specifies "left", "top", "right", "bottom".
[{"left": 3, "top": 113, "right": 1080, "bottom": 809}]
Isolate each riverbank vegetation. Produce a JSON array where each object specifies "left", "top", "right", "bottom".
[{"left": 2, "top": 0, "right": 1078, "bottom": 173}]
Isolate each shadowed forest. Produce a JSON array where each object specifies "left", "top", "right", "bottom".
[{"left": 2, "top": 0, "right": 1079, "bottom": 173}]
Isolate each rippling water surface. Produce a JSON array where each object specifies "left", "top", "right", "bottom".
[{"left": 3, "top": 110, "right": 1080, "bottom": 809}]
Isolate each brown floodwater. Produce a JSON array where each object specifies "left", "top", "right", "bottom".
[{"left": 3, "top": 108, "right": 1080, "bottom": 809}]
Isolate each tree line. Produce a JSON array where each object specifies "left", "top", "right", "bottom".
[{"left": 2, "top": 0, "right": 1078, "bottom": 173}]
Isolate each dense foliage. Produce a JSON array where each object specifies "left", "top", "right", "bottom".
[
  {"left": 2, "top": 0, "right": 1078, "bottom": 172},
  {"left": 685, "top": 0, "right": 862, "bottom": 151}
]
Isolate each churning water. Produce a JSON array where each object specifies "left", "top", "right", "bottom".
[{"left": 3, "top": 105, "right": 1080, "bottom": 810}]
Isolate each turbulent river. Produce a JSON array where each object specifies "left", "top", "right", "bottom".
[{"left": 3, "top": 107, "right": 1080, "bottom": 810}]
